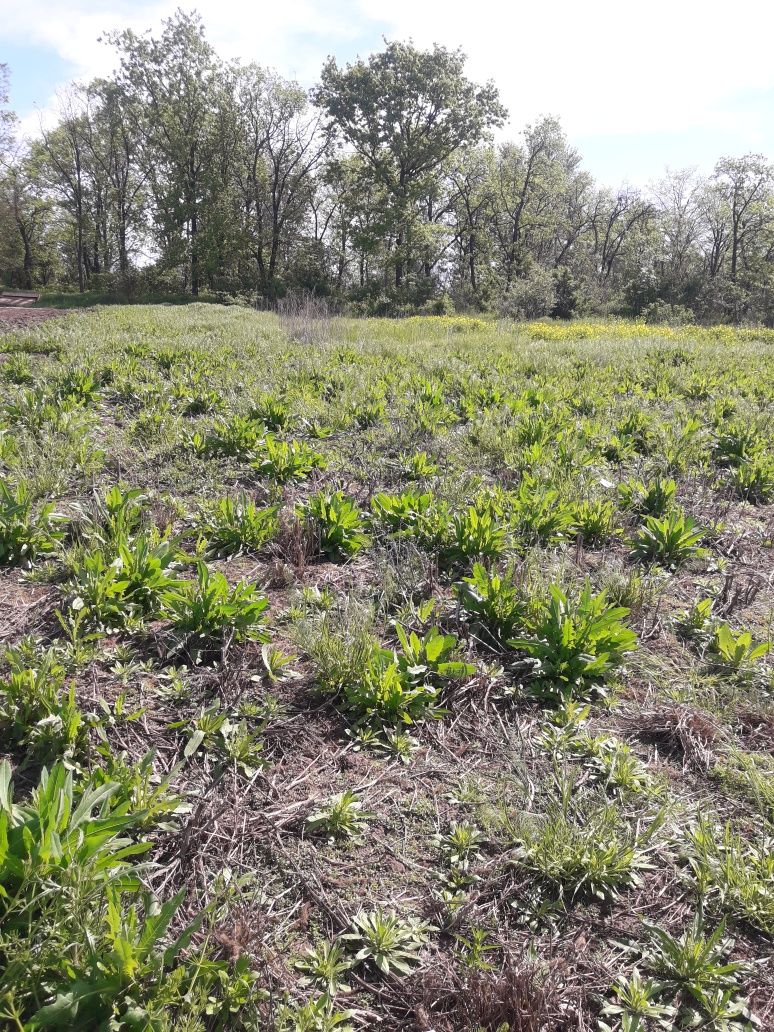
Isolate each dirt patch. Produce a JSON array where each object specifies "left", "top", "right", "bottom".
[{"left": 0, "top": 307, "right": 64, "bottom": 333}]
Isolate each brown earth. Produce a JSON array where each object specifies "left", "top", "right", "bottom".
[{"left": 0, "top": 307, "right": 63, "bottom": 333}]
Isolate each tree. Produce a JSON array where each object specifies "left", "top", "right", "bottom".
[
  {"left": 0, "top": 153, "right": 55, "bottom": 288},
  {"left": 108, "top": 10, "right": 223, "bottom": 295},
  {"left": 233, "top": 66, "right": 329, "bottom": 299},
  {"left": 712, "top": 155, "right": 773, "bottom": 283},
  {"left": 0, "top": 64, "right": 16, "bottom": 161},
  {"left": 36, "top": 91, "right": 91, "bottom": 291},
  {"left": 314, "top": 40, "right": 506, "bottom": 289}
]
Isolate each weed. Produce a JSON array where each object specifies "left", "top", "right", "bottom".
[
  {"left": 509, "top": 584, "right": 637, "bottom": 704},
  {"left": 0, "top": 480, "right": 64, "bottom": 567},
  {"left": 343, "top": 908, "right": 433, "bottom": 975},
  {"left": 198, "top": 494, "right": 278, "bottom": 557},
  {"left": 631, "top": 511, "right": 705, "bottom": 566}
]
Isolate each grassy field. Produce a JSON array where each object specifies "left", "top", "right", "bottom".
[{"left": 0, "top": 306, "right": 773, "bottom": 1031}]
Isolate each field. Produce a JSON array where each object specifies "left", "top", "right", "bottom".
[{"left": 0, "top": 306, "right": 773, "bottom": 1031}]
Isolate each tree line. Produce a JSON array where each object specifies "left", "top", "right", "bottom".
[{"left": 2, "top": 9, "right": 774, "bottom": 323}]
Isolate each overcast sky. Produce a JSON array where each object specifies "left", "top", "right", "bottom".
[{"left": 3, "top": 0, "right": 773, "bottom": 186}]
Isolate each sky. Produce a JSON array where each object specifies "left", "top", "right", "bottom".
[{"left": 2, "top": 0, "right": 774, "bottom": 187}]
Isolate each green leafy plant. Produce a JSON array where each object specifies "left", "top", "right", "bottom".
[
  {"left": 511, "top": 478, "right": 575, "bottom": 545},
  {"left": 198, "top": 495, "right": 278, "bottom": 557},
  {"left": 443, "top": 503, "right": 507, "bottom": 565},
  {"left": 181, "top": 702, "right": 265, "bottom": 775},
  {"left": 253, "top": 436, "right": 326, "bottom": 482},
  {"left": 342, "top": 908, "right": 433, "bottom": 975},
  {"left": 250, "top": 393, "right": 292, "bottom": 430},
  {"left": 599, "top": 968, "right": 676, "bottom": 1031},
  {"left": 295, "top": 940, "right": 353, "bottom": 996},
  {"left": 0, "top": 650, "right": 86, "bottom": 763},
  {"left": 0, "top": 761, "right": 148, "bottom": 930},
  {"left": 302, "top": 491, "right": 369, "bottom": 560},
  {"left": 371, "top": 490, "right": 434, "bottom": 533},
  {"left": 305, "top": 790, "right": 371, "bottom": 842},
  {"left": 618, "top": 476, "right": 677, "bottom": 517},
  {"left": 454, "top": 562, "right": 529, "bottom": 647},
  {"left": 342, "top": 626, "right": 472, "bottom": 726},
  {"left": 510, "top": 800, "right": 661, "bottom": 902},
  {"left": 572, "top": 499, "right": 618, "bottom": 544},
  {"left": 687, "top": 819, "right": 774, "bottom": 934},
  {"left": 70, "top": 533, "right": 180, "bottom": 628},
  {"left": 203, "top": 413, "right": 266, "bottom": 458},
  {"left": 729, "top": 455, "right": 774, "bottom": 503},
  {"left": 509, "top": 584, "right": 637, "bottom": 703},
  {"left": 0, "top": 480, "right": 64, "bottom": 567},
  {"left": 163, "top": 561, "right": 270, "bottom": 661},
  {"left": 401, "top": 451, "right": 439, "bottom": 478},
  {"left": 630, "top": 511, "right": 705, "bottom": 566},
  {"left": 709, "top": 623, "right": 770, "bottom": 671}
]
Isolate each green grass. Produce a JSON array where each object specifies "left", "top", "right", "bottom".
[{"left": 0, "top": 305, "right": 772, "bottom": 1029}]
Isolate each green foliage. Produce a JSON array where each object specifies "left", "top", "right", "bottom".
[
  {"left": 202, "top": 413, "right": 266, "bottom": 458},
  {"left": 443, "top": 503, "right": 507, "bottom": 565},
  {"left": 619, "top": 476, "right": 677, "bottom": 517},
  {"left": 509, "top": 585, "right": 637, "bottom": 703},
  {"left": 253, "top": 436, "right": 326, "bottom": 482},
  {"left": 454, "top": 562, "right": 528, "bottom": 646},
  {"left": 302, "top": 491, "right": 369, "bottom": 559},
  {"left": 182, "top": 702, "right": 265, "bottom": 774},
  {"left": 0, "top": 761, "right": 148, "bottom": 930},
  {"left": 599, "top": 969, "right": 676, "bottom": 1031},
  {"left": 0, "top": 650, "right": 86, "bottom": 763},
  {"left": 69, "top": 534, "right": 180, "bottom": 627},
  {"left": 402, "top": 451, "right": 439, "bottom": 478},
  {"left": 572, "top": 498, "right": 618, "bottom": 543},
  {"left": 638, "top": 915, "right": 757, "bottom": 1030},
  {"left": 709, "top": 623, "right": 769, "bottom": 671},
  {"left": 371, "top": 489, "right": 434, "bottom": 533},
  {"left": 295, "top": 940, "right": 353, "bottom": 996},
  {"left": 342, "top": 908, "right": 433, "bottom": 975},
  {"left": 163, "top": 561, "right": 270, "bottom": 661},
  {"left": 342, "top": 625, "right": 472, "bottom": 726},
  {"left": 510, "top": 478, "right": 576, "bottom": 545},
  {"left": 729, "top": 455, "right": 774, "bottom": 503},
  {"left": 198, "top": 494, "right": 278, "bottom": 557},
  {"left": 630, "top": 511, "right": 705, "bottom": 566},
  {"left": 305, "top": 791, "right": 371, "bottom": 842},
  {"left": 0, "top": 480, "right": 64, "bottom": 567},
  {"left": 687, "top": 819, "right": 774, "bottom": 934},
  {"left": 510, "top": 798, "right": 661, "bottom": 902},
  {"left": 250, "top": 393, "right": 292, "bottom": 430}
]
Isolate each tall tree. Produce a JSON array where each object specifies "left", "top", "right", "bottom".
[
  {"left": 108, "top": 10, "right": 222, "bottom": 294},
  {"left": 314, "top": 40, "right": 506, "bottom": 289}
]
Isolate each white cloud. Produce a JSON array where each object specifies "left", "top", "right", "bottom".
[{"left": 4, "top": 0, "right": 774, "bottom": 171}]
